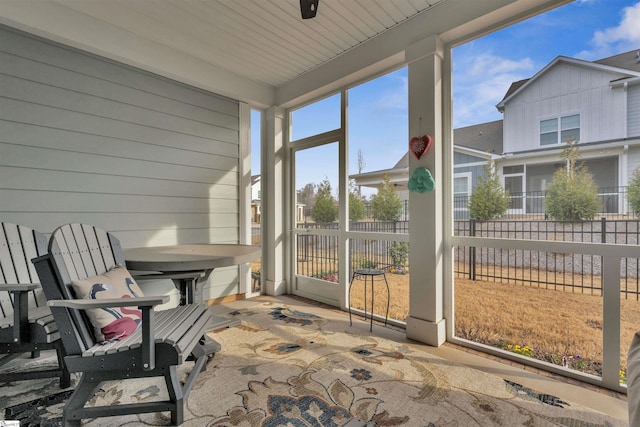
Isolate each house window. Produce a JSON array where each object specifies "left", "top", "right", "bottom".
[
  {"left": 454, "top": 175, "right": 470, "bottom": 196},
  {"left": 453, "top": 172, "right": 472, "bottom": 213},
  {"left": 503, "top": 165, "right": 524, "bottom": 211},
  {"left": 540, "top": 114, "right": 580, "bottom": 146}
]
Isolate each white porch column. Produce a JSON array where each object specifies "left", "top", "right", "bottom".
[
  {"left": 263, "top": 106, "right": 287, "bottom": 295},
  {"left": 405, "top": 35, "right": 446, "bottom": 346}
]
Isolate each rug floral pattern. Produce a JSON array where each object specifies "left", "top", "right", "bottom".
[{"left": 1, "top": 297, "right": 627, "bottom": 426}]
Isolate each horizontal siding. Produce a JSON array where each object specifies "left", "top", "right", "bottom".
[
  {"left": 1, "top": 98, "right": 238, "bottom": 156},
  {"left": 0, "top": 121, "right": 238, "bottom": 170},
  {"left": 1, "top": 212, "right": 238, "bottom": 234},
  {"left": 0, "top": 145, "right": 238, "bottom": 187},
  {"left": 0, "top": 26, "right": 243, "bottom": 299},
  {"left": 0, "top": 190, "right": 238, "bottom": 214},
  {"left": 0, "top": 52, "right": 239, "bottom": 130},
  {"left": 0, "top": 29, "right": 239, "bottom": 116}
]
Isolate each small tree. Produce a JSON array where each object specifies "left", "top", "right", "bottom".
[
  {"left": 627, "top": 168, "right": 640, "bottom": 216},
  {"left": 371, "top": 174, "right": 402, "bottom": 221},
  {"left": 468, "top": 158, "right": 510, "bottom": 221},
  {"left": 311, "top": 178, "right": 338, "bottom": 223},
  {"left": 349, "top": 180, "right": 366, "bottom": 221},
  {"left": 389, "top": 242, "right": 409, "bottom": 268},
  {"left": 297, "top": 183, "right": 316, "bottom": 220},
  {"left": 544, "top": 140, "right": 599, "bottom": 221}
]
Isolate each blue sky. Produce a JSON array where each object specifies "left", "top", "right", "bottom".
[
  {"left": 253, "top": 0, "right": 640, "bottom": 195},
  {"left": 454, "top": 0, "right": 640, "bottom": 128}
]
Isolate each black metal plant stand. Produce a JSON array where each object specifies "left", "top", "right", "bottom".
[{"left": 348, "top": 268, "right": 390, "bottom": 331}]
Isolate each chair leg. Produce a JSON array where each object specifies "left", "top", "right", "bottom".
[
  {"left": 165, "top": 365, "right": 184, "bottom": 425},
  {"left": 64, "top": 374, "right": 100, "bottom": 427},
  {"left": 56, "top": 344, "right": 71, "bottom": 389}
]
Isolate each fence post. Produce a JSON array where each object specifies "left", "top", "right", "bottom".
[
  {"left": 601, "top": 217, "right": 606, "bottom": 244},
  {"left": 470, "top": 218, "right": 476, "bottom": 281}
]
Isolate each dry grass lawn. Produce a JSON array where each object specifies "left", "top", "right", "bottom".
[{"left": 346, "top": 270, "right": 640, "bottom": 374}]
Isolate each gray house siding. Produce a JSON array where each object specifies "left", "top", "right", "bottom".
[
  {"left": 502, "top": 62, "right": 629, "bottom": 152},
  {"left": 0, "top": 26, "right": 242, "bottom": 299},
  {"left": 629, "top": 84, "right": 640, "bottom": 138},
  {"left": 453, "top": 152, "right": 487, "bottom": 188}
]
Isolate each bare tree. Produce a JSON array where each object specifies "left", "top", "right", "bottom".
[
  {"left": 357, "top": 149, "right": 366, "bottom": 173},
  {"left": 357, "top": 149, "right": 366, "bottom": 195}
]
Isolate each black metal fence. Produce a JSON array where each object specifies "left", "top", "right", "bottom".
[
  {"left": 454, "top": 217, "right": 640, "bottom": 299},
  {"left": 454, "top": 186, "right": 632, "bottom": 220},
  {"left": 296, "top": 218, "right": 640, "bottom": 299},
  {"left": 296, "top": 222, "right": 410, "bottom": 280}
]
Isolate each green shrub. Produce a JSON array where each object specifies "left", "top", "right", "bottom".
[
  {"left": 627, "top": 168, "right": 640, "bottom": 216},
  {"left": 468, "top": 158, "right": 509, "bottom": 221},
  {"left": 371, "top": 174, "right": 402, "bottom": 221},
  {"left": 311, "top": 178, "right": 338, "bottom": 223},
  {"left": 544, "top": 140, "right": 599, "bottom": 221},
  {"left": 389, "top": 242, "right": 409, "bottom": 268},
  {"left": 349, "top": 186, "right": 366, "bottom": 221},
  {"left": 355, "top": 257, "right": 378, "bottom": 269}
]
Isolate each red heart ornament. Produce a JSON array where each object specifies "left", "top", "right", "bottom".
[{"left": 409, "top": 134, "right": 433, "bottom": 160}]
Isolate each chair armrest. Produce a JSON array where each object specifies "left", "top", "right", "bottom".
[
  {"left": 131, "top": 271, "right": 204, "bottom": 281},
  {"left": 47, "top": 295, "right": 169, "bottom": 310},
  {"left": 48, "top": 295, "right": 169, "bottom": 370},
  {"left": 5, "top": 283, "right": 40, "bottom": 292}
]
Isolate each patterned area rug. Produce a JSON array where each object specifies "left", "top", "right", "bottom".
[{"left": 1, "top": 296, "right": 628, "bottom": 426}]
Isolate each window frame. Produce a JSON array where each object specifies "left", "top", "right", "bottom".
[
  {"left": 453, "top": 171, "right": 472, "bottom": 212},
  {"left": 539, "top": 113, "right": 580, "bottom": 146}
]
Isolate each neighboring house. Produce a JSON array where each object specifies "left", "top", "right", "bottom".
[
  {"left": 352, "top": 49, "right": 640, "bottom": 217},
  {"left": 251, "top": 175, "right": 262, "bottom": 223},
  {"left": 496, "top": 49, "right": 640, "bottom": 215},
  {"left": 252, "top": 174, "right": 306, "bottom": 223}
]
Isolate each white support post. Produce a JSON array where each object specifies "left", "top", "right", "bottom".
[
  {"left": 264, "top": 106, "right": 287, "bottom": 295},
  {"left": 238, "top": 102, "right": 252, "bottom": 295},
  {"left": 602, "top": 255, "right": 621, "bottom": 390},
  {"left": 405, "top": 35, "right": 446, "bottom": 346}
]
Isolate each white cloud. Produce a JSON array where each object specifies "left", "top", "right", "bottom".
[
  {"left": 454, "top": 53, "right": 534, "bottom": 127},
  {"left": 577, "top": 2, "right": 640, "bottom": 59},
  {"left": 374, "top": 74, "right": 408, "bottom": 112}
]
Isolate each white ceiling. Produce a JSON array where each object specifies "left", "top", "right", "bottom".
[
  {"left": 0, "top": 0, "right": 569, "bottom": 107},
  {"left": 44, "top": 0, "right": 448, "bottom": 89}
]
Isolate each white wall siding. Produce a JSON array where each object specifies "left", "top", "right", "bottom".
[
  {"left": 629, "top": 84, "right": 640, "bottom": 138},
  {"left": 0, "top": 26, "right": 243, "bottom": 299},
  {"left": 503, "top": 62, "right": 628, "bottom": 153}
]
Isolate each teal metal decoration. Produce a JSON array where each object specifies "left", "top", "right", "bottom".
[{"left": 408, "top": 167, "right": 435, "bottom": 193}]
